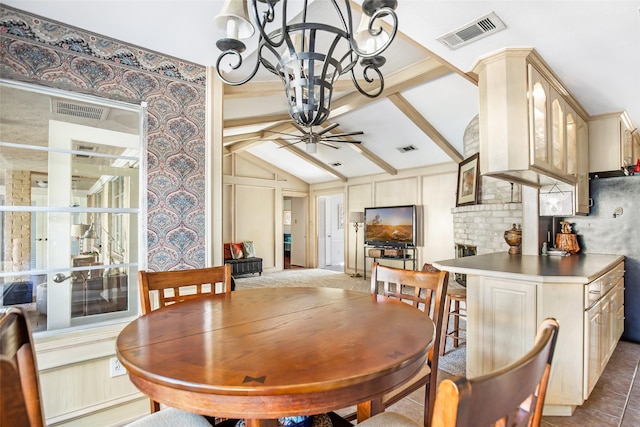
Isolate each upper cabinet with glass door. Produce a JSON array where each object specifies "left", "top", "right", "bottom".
[
  {"left": 528, "top": 64, "right": 579, "bottom": 181},
  {"left": 473, "top": 48, "right": 590, "bottom": 212},
  {"left": 0, "top": 80, "right": 144, "bottom": 333}
]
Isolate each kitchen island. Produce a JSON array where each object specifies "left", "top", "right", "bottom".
[{"left": 433, "top": 252, "right": 625, "bottom": 416}]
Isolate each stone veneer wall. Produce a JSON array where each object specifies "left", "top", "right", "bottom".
[
  {"left": 3, "top": 170, "right": 31, "bottom": 276},
  {"left": 0, "top": 5, "right": 207, "bottom": 271},
  {"left": 453, "top": 114, "right": 523, "bottom": 254}
]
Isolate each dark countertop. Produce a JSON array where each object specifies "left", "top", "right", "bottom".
[{"left": 433, "top": 252, "right": 624, "bottom": 284}]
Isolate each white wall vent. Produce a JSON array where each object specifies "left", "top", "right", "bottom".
[
  {"left": 437, "top": 12, "right": 506, "bottom": 50},
  {"left": 51, "top": 99, "right": 110, "bottom": 120},
  {"left": 397, "top": 144, "right": 418, "bottom": 153}
]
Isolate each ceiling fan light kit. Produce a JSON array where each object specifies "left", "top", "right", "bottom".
[{"left": 214, "top": 0, "right": 398, "bottom": 127}]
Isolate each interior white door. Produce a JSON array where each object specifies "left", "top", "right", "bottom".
[{"left": 327, "top": 195, "right": 344, "bottom": 267}]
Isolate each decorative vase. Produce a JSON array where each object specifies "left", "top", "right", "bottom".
[{"left": 504, "top": 223, "right": 522, "bottom": 255}]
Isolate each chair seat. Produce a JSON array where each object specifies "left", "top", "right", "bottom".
[
  {"left": 447, "top": 288, "right": 467, "bottom": 300},
  {"left": 125, "top": 407, "right": 212, "bottom": 427},
  {"left": 382, "top": 362, "right": 432, "bottom": 404},
  {"left": 357, "top": 412, "right": 421, "bottom": 426}
]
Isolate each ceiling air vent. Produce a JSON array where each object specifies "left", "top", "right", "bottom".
[
  {"left": 397, "top": 144, "right": 418, "bottom": 153},
  {"left": 437, "top": 12, "right": 506, "bottom": 50},
  {"left": 51, "top": 99, "right": 110, "bottom": 120},
  {"left": 74, "top": 143, "right": 96, "bottom": 159}
]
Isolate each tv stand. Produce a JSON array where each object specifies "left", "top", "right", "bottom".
[{"left": 363, "top": 245, "right": 417, "bottom": 280}]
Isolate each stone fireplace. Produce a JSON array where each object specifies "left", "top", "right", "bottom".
[{"left": 453, "top": 115, "right": 524, "bottom": 255}]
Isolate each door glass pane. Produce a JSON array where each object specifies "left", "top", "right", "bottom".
[
  {"left": 532, "top": 82, "right": 547, "bottom": 164},
  {"left": 566, "top": 113, "right": 577, "bottom": 176},
  {"left": 551, "top": 99, "right": 564, "bottom": 170},
  {"left": 1, "top": 80, "right": 142, "bottom": 333}
]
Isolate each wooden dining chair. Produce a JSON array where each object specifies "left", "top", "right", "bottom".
[
  {"left": 431, "top": 318, "right": 560, "bottom": 427},
  {"left": 138, "top": 265, "right": 233, "bottom": 315},
  {"left": 138, "top": 264, "right": 233, "bottom": 415},
  {"left": 0, "top": 306, "right": 212, "bottom": 427},
  {"left": 367, "top": 262, "right": 449, "bottom": 427}
]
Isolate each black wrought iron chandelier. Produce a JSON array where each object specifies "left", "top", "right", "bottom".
[{"left": 214, "top": 0, "right": 398, "bottom": 127}]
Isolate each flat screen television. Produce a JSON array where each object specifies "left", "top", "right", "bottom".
[{"left": 364, "top": 205, "right": 417, "bottom": 248}]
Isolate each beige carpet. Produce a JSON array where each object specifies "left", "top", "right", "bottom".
[{"left": 235, "top": 268, "right": 466, "bottom": 377}]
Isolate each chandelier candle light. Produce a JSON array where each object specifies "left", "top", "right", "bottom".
[
  {"left": 214, "top": 0, "right": 398, "bottom": 127},
  {"left": 349, "top": 211, "right": 364, "bottom": 278}
]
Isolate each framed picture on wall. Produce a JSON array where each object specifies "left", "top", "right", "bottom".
[
  {"left": 283, "top": 210, "right": 291, "bottom": 225},
  {"left": 456, "top": 153, "right": 480, "bottom": 207},
  {"left": 338, "top": 204, "right": 344, "bottom": 229}
]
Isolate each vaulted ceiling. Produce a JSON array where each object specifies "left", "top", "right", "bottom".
[{"left": 5, "top": 1, "right": 639, "bottom": 184}]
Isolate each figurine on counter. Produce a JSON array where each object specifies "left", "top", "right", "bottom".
[{"left": 556, "top": 221, "right": 580, "bottom": 254}]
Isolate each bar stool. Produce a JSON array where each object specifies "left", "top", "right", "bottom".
[{"left": 440, "top": 288, "right": 467, "bottom": 356}]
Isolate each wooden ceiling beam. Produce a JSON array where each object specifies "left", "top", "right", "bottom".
[
  {"left": 321, "top": 124, "right": 397, "bottom": 176},
  {"left": 273, "top": 137, "right": 348, "bottom": 182},
  {"left": 329, "top": 57, "right": 452, "bottom": 118},
  {"left": 388, "top": 93, "right": 463, "bottom": 163},
  {"left": 224, "top": 113, "right": 290, "bottom": 129}
]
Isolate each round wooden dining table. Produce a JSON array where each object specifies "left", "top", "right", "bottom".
[{"left": 116, "top": 287, "right": 435, "bottom": 427}]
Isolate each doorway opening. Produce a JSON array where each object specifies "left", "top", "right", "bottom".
[
  {"left": 317, "top": 194, "right": 344, "bottom": 272},
  {"left": 283, "top": 196, "right": 306, "bottom": 269}
]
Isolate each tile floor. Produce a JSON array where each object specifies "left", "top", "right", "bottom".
[{"left": 366, "top": 340, "right": 640, "bottom": 427}]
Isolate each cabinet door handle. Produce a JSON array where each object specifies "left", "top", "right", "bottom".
[{"left": 589, "top": 290, "right": 601, "bottom": 295}]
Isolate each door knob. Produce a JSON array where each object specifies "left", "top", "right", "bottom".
[{"left": 53, "top": 273, "right": 72, "bottom": 283}]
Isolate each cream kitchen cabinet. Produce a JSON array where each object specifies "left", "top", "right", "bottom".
[
  {"left": 473, "top": 48, "right": 590, "bottom": 190},
  {"left": 589, "top": 111, "right": 636, "bottom": 173},
  {"left": 433, "top": 253, "right": 625, "bottom": 417},
  {"left": 583, "top": 263, "right": 625, "bottom": 399},
  {"left": 575, "top": 116, "right": 590, "bottom": 215}
]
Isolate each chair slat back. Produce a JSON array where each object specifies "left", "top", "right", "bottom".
[
  {"left": 138, "top": 265, "right": 232, "bottom": 314},
  {"left": 1, "top": 307, "right": 45, "bottom": 427},
  {"left": 432, "top": 318, "right": 560, "bottom": 427},
  {"left": 370, "top": 261, "right": 449, "bottom": 420}
]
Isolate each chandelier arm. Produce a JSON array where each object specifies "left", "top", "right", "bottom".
[
  {"left": 333, "top": 0, "right": 351, "bottom": 34},
  {"left": 350, "top": 64, "right": 384, "bottom": 98},
  {"left": 215, "top": 49, "right": 262, "bottom": 86},
  {"left": 252, "top": 0, "right": 287, "bottom": 49},
  {"left": 350, "top": 7, "right": 398, "bottom": 58}
]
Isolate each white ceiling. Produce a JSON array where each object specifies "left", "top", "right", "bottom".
[{"left": 5, "top": 0, "right": 639, "bottom": 184}]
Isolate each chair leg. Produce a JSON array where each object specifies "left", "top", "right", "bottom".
[
  {"left": 424, "top": 382, "right": 432, "bottom": 427},
  {"left": 439, "top": 296, "right": 452, "bottom": 356},
  {"left": 151, "top": 398, "right": 160, "bottom": 413},
  {"left": 452, "top": 300, "right": 460, "bottom": 349}
]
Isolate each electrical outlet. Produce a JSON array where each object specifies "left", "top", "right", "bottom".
[{"left": 110, "top": 357, "right": 127, "bottom": 377}]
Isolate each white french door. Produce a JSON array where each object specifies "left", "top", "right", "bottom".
[{"left": 0, "top": 80, "right": 144, "bottom": 332}]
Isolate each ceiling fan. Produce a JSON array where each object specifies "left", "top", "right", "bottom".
[{"left": 265, "top": 122, "right": 364, "bottom": 154}]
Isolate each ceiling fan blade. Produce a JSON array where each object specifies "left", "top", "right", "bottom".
[
  {"left": 327, "top": 131, "right": 364, "bottom": 137},
  {"left": 320, "top": 142, "right": 340, "bottom": 149},
  {"left": 322, "top": 138, "right": 363, "bottom": 144},
  {"left": 291, "top": 122, "right": 308, "bottom": 135},
  {"left": 317, "top": 123, "right": 340, "bottom": 135},
  {"left": 263, "top": 130, "right": 304, "bottom": 138},
  {"left": 277, "top": 141, "right": 301, "bottom": 148}
]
